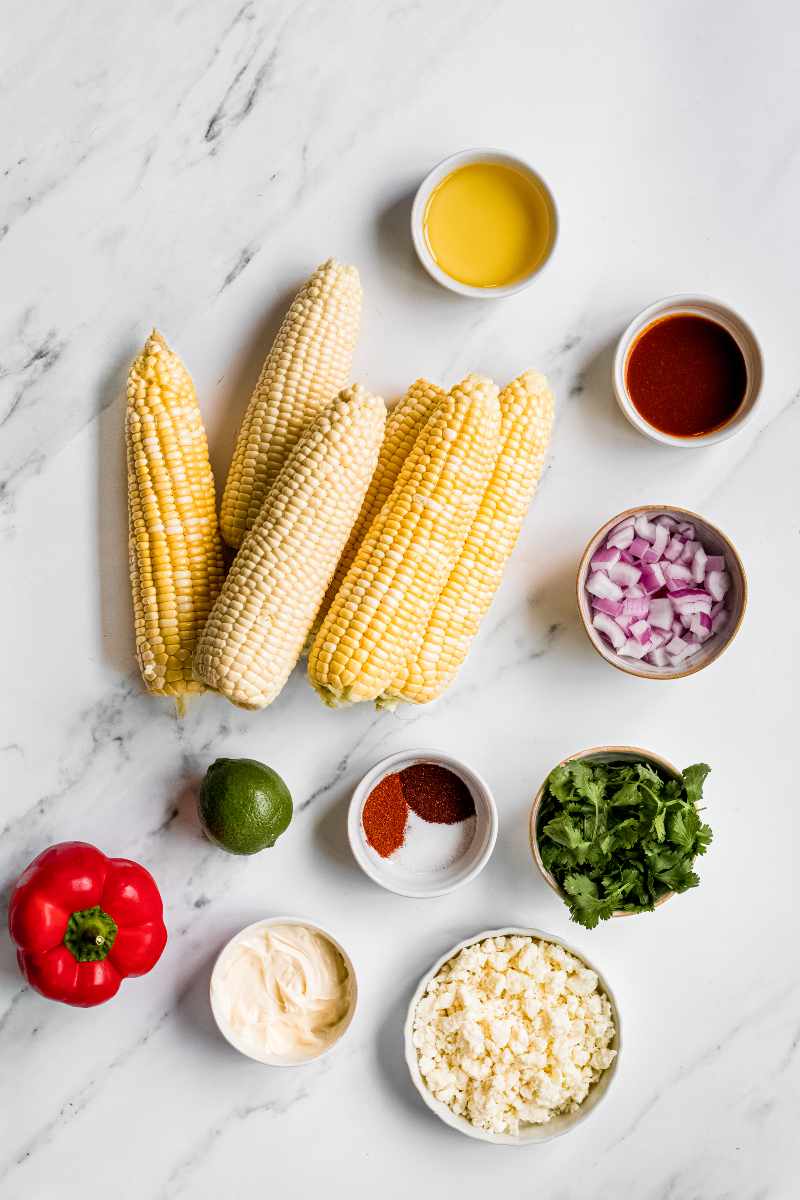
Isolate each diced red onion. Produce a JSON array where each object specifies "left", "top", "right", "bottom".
[
  {"left": 625, "top": 584, "right": 645, "bottom": 598},
  {"left": 707, "top": 570, "right": 730, "bottom": 602},
  {"left": 671, "top": 588, "right": 713, "bottom": 616},
  {"left": 634, "top": 515, "right": 657, "bottom": 542},
  {"left": 587, "top": 571, "right": 624, "bottom": 601},
  {"left": 654, "top": 515, "right": 678, "bottom": 531},
  {"left": 691, "top": 545, "right": 708, "bottom": 583},
  {"left": 629, "top": 536, "right": 650, "bottom": 559},
  {"left": 592, "top": 597, "right": 623, "bottom": 617},
  {"left": 614, "top": 611, "right": 636, "bottom": 631},
  {"left": 647, "top": 646, "right": 670, "bottom": 666},
  {"left": 648, "top": 629, "right": 668, "bottom": 649},
  {"left": 649, "top": 597, "right": 674, "bottom": 630},
  {"left": 680, "top": 539, "right": 699, "bottom": 565},
  {"left": 593, "top": 611, "right": 626, "bottom": 649},
  {"left": 705, "top": 555, "right": 725, "bottom": 573},
  {"left": 609, "top": 561, "right": 642, "bottom": 587},
  {"left": 651, "top": 524, "right": 669, "bottom": 560},
  {"left": 591, "top": 545, "right": 621, "bottom": 570},
  {"left": 690, "top": 612, "right": 712, "bottom": 642},
  {"left": 607, "top": 524, "right": 635, "bottom": 550},
  {"left": 630, "top": 619, "right": 652, "bottom": 644},
  {"left": 677, "top": 522, "right": 695, "bottom": 539},
  {"left": 609, "top": 516, "right": 636, "bottom": 534},
  {"left": 640, "top": 562, "right": 665, "bottom": 593},
  {"left": 620, "top": 637, "right": 649, "bottom": 659},
  {"left": 671, "top": 641, "right": 701, "bottom": 665},
  {"left": 622, "top": 596, "right": 650, "bottom": 618},
  {"left": 662, "top": 536, "right": 684, "bottom": 562}
]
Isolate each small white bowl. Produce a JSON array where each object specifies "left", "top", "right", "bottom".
[
  {"left": 410, "top": 148, "right": 558, "bottom": 298},
  {"left": 348, "top": 749, "right": 498, "bottom": 898},
  {"left": 613, "top": 294, "right": 763, "bottom": 446},
  {"left": 209, "top": 916, "right": 358, "bottom": 1066},
  {"left": 404, "top": 926, "right": 621, "bottom": 1144},
  {"left": 577, "top": 504, "right": 747, "bottom": 680}
]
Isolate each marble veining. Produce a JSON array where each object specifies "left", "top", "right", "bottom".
[{"left": 2, "top": 1, "right": 799, "bottom": 1197}]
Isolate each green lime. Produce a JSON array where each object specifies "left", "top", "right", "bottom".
[{"left": 198, "top": 758, "right": 293, "bottom": 855}]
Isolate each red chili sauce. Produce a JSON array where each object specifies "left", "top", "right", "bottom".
[{"left": 625, "top": 314, "right": 747, "bottom": 438}]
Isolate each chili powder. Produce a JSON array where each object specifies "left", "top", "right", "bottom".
[
  {"left": 362, "top": 763, "right": 476, "bottom": 858},
  {"left": 401, "top": 763, "right": 475, "bottom": 824}
]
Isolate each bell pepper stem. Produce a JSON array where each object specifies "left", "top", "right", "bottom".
[{"left": 63, "top": 906, "right": 118, "bottom": 963}]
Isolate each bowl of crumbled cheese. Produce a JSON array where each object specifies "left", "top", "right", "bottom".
[{"left": 404, "top": 928, "right": 620, "bottom": 1143}]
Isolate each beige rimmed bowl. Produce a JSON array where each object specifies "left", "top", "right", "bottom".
[
  {"left": 404, "top": 926, "right": 621, "bottom": 1144},
  {"left": 530, "top": 745, "right": 691, "bottom": 918},
  {"left": 576, "top": 505, "right": 747, "bottom": 680},
  {"left": 209, "top": 916, "right": 358, "bottom": 1066}
]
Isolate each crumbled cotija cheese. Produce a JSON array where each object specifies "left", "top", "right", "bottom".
[{"left": 412, "top": 935, "right": 617, "bottom": 1135}]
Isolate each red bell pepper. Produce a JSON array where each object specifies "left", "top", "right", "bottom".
[{"left": 8, "top": 842, "right": 167, "bottom": 1007}]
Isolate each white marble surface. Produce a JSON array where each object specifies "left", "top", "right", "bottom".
[{"left": 2, "top": 1, "right": 799, "bottom": 1195}]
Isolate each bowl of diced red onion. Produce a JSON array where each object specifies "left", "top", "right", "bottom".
[{"left": 577, "top": 506, "right": 747, "bottom": 679}]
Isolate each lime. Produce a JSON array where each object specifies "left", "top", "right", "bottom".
[{"left": 198, "top": 758, "right": 293, "bottom": 855}]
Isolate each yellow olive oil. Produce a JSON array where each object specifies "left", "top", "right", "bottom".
[{"left": 423, "top": 162, "right": 553, "bottom": 288}]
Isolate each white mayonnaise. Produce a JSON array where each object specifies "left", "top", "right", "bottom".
[{"left": 212, "top": 922, "right": 353, "bottom": 1062}]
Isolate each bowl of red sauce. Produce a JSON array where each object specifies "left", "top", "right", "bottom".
[{"left": 613, "top": 295, "right": 763, "bottom": 447}]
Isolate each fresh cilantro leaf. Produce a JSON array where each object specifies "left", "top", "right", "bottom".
[
  {"left": 609, "top": 781, "right": 641, "bottom": 807},
  {"left": 562, "top": 874, "right": 618, "bottom": 930},
  {"left": 682, "top": 763, "right": 711, "bottom": 806},
  {"left": 541, "top": 814, "right": 590, "bottom": 858}
]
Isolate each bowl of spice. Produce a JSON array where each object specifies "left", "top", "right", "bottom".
[
  {"left": 613, "top": 294, "right": 763, "bottom": 446},
  {"left": 349, "top": 749, "right": 498, "bottom": 898}
]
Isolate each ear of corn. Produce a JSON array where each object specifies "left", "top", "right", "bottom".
[
  {"left": 195, "top": 385, "right": 386, "bottom": 710},
  {"left": 126, "top": 330, "right": 225, "bottom": 700},
  {"left": 381, "top": 371, "right": 555, "bottom": 706},
  {"left": 311, "top": 377, "right": 444, "bottom": 642},
  {"left": 308, "top": 374, "right": 501, "bottom": 706},
  {"left": 220, "top": 259, "right": 362, "bottom": 549}
]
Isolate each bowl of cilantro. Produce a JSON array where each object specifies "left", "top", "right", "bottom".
[{"left": 529, "top": 748, "right": 713, "bottom": 928}]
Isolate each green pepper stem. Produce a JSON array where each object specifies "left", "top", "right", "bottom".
[{"left": 63, "top": 906, "right": 118, "bottom": 963}]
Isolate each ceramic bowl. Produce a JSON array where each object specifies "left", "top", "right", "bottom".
[
  {"left": 576, "top": 505, "right": 747, "bottom": 680},
  {"left": 410, "top": 148, "right": 558, "bottom": 298},
  {"left": 404, "top": 926, "right": 621, "bottom": 1144},
  {"left": 209, "top": 916, "right": 358, "bottom": 1066},
  {"left": 612, "top": 294, "right": 763, "bottom": 446},
  {"left": 348, "top": 748, "right": 498, "bottom": 898},
  {"left": 530, "top": 745, "right": 691, "bottom": 917}
]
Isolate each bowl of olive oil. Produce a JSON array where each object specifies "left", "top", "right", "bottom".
[{"left": 411, "top": 148, "right": 558, "bottom": 298}]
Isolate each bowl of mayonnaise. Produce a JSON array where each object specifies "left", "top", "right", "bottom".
[{"left": 210, "top": 916, "right": 358, "bottom": 1066}]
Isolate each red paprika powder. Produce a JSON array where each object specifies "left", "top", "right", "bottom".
[{"left": 361, "top": 771, "right": 407, "bottom": 857}]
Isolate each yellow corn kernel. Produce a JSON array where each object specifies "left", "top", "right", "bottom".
[
  {"left": 126, "top": 330, "right": 225, "bottom": 699},
  {"left": 195, "top": 385, "right": 385, "bottom": 710},
  {"left": 308, "top": 374, "right": 500, "bottom": 705},
  {"left": 220, "top": 259, "right": 362, "bottom": 549}
]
